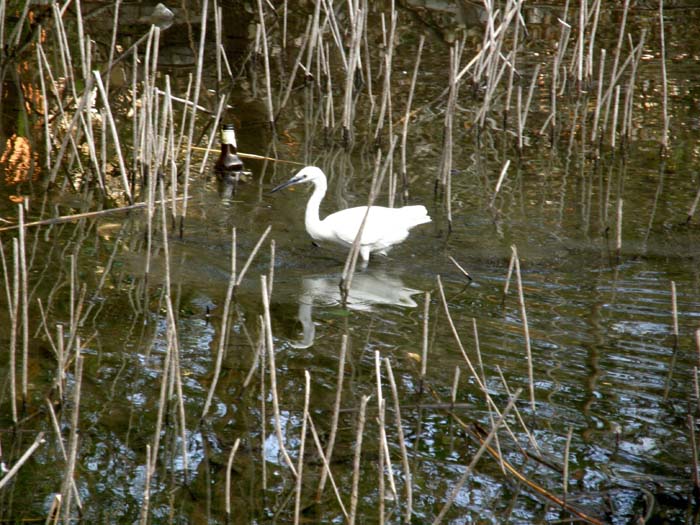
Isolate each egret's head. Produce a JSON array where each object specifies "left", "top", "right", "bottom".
[{"left": 270, "top": 166, "right": 324, "bottom": 193}]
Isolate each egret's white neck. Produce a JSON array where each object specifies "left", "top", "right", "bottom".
[{"left": 305, "top": 176, "right": 327, "bottom": 239}]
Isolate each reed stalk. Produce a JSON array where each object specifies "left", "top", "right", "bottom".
[
  {"left": 36, "top": 44, "right": 51, "bottom": 172},
  {"left": 385, "top": 358, "right": 413, "bottom": 520},
  {"left": 8, "top": 239, "right": 18, "bottom": 421},
  {"left": 563, "top": 426, "right": 573, "bottom": 502},
  {"left": 420, "top": 292, "right": 431, "bottom": 381},
  {"left": 615, "top": 198, "right": 623, "bottom": 260},
  {"left": 490, "top": 160, "right": 511, "bottom": 208},
  {"left": 688, "top": 183, "right": 700, "bottom": 224},
  {"left": 294, "top": 370, "right": 311, "bottom": 524},
  {"left": 316, "top": 335, "right": 348, "bottom": 500},
  {"left": 198, "top": 96, "right": 227, "bottom": 174},
  {"left": 591, "top": 48, "right": 606, "bottom": 146},
  {"left": 377, "top": 394, "right": 386, "bottom": 525},
  {"left": 256, "top": 0, "right": 275, "bottom": 127},
  {"left": 261, "top": 275, "right": 298, "bottom": 476},
  {"left": 341, "top": 4, "right": 364, "bottom": 144},
  {"left": 374, "top": 2, "right": 397, "bottom": 145},
  {"left": 225, "top": 438, "right": 241, "bottom": 517},
  {"left": 586, "top": 0, "right": 602, "bottom": 82},
  {"left": 340, "top": 137, "right": 396, "bottom": 300},
  {"left": 611, "top": 85, "right": 620, "bottom": 150},
  {"left": 432, "top": 390, "right": 520, "bottom": 524},
  {"left": 349, "top": 395, "right": 370, "bottom": 525},
  {"left": 93, "top": 71, "right": 132, "bottom": 202},
  {"left": 277, "top": 17, "right": 312, "bottom": 116},
  {"left": 400, "top": 35, "right": 424, "bottom": 198},
  {"left": 659, "top": 0, "right": 669, "bottom": 152},
  {"left": 0, "top": 432, "right": 46, "bottom": 490},
  {"left": 690, "top": 414, "right": 700, "bottom": 497},
  {"left": 202, "top": 229, "right": 239, "bottom": 420},
  {"left": 601, "top": 0, "right": 630, "bottom": 139},
  {"left": 18, "top": 206, "right": 28, "bottom": 403},
  {"left": 307, "top": 415, "right": 349, "bottom": 519},
  {"left": 61, "top": 347, "right": 83, "bottom": 522},
  {"left": 671, "top": 281, "right": 679, "bottom": 350},
  {"left": 511, "top": 246, "right": 535, "bottom": 412},
  {"left": 235, "top": 225, "right": 271, "bottom": 289},
  {"left": 182, "top": 0, "right": 209, "bottom": 226},
  {"left": 451, "top": 366, "right": 460, "bottom": 408},
  {"left": 139, "top": 445, "right": 152, "bottom": 525}
]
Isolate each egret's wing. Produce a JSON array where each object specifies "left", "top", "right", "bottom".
[{"left": 324, "top": 206, "right": 393, "bottom": 246}]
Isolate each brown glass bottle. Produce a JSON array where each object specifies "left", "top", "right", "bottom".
[{"left": 215, "top": 124, "right": 244, "bottom": 173}]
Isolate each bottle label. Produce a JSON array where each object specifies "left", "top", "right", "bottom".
[{"left": 221, "top": 129, "right": 237, "bottom": 148}]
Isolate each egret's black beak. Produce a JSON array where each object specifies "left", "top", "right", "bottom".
[{"left": 269, "top": 175, "right": 304, "bottom": 194}]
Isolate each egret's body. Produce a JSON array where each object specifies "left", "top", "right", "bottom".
[{"left": 271, "top": 166, "right": 431, "bottom": 262}]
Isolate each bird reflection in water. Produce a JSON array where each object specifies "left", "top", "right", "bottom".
[{"left": 290, "top": 270, "right": 422, "bottom": 348}]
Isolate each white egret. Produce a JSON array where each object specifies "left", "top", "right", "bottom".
[{"left": 270, "top": 166, "right": 431, "bottom": 262}]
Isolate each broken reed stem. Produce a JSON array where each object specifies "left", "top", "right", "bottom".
[
  {"left": 616, "top": 198, "right": 623, "bottom": 259},
  {"left": 348, "top": 395, "right": 370, "bottom": 525},
  {"left": 563, "top": 425, "right": 573, "bottom": 502},
  {"left": 0, "top": 432, "right": 46, "bottom": 490},
  {"left": 316, "top": 335, "right": 348, "bottom": 500},
  {"left": 451, "top": 366, "right": 460, "bottom": 407},
  {"left": 201, "top": 228, "right": 238, "bottom": 420},
  {"left": 420, "top": 291, "right": 430, "bottom": 380},
  {"left": 591, "top": 48, "right": 606, "bottom": 145},
  {"left": 294, "top": 371, "right": 311, "bottom": 525},
  {"left": 235, "top": 225, "right": 271, "bottom": 288},
  {"left": 0, "top": 197, "right": 188, "bottom": 233},
  {"left": 432, "top": 390, "right": 521, "bottom": 524},
  {"left": 448, "top": 256, "right": 472, "bottom": 281},
  {"left": 671, "top": 281, "right": 679, "bottom": 349},
  {"left": 225, "top": 438, "right": 241, "bottom": 517},
  {"left": 261, "top": 275, "right": 298, "bottom": 477},
  {"left": 307, "top": 415, "right": 349, "bottom": 519},
  {"left": 511, "top": 246, "right": 535, "bottom": 413},
  {"left": 490, "top": 160, "right": 511, "bottom": 208},
  {"left": 385, "top": 358, "right": 413, "bottom": 521},
  {"left": 400, "top": 35, "right": 424, "bottom": 198},
  {"left": 659, "top": 0, "right": 669, "bottom": 152}
]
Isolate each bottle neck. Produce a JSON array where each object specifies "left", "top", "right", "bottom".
[{"left": 221, "top": 129, "right": 238, "bottom": 148}]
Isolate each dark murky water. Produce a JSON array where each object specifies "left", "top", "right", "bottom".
[{"left": 1, "top": 1, "right": 700, "bottom": 523}]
